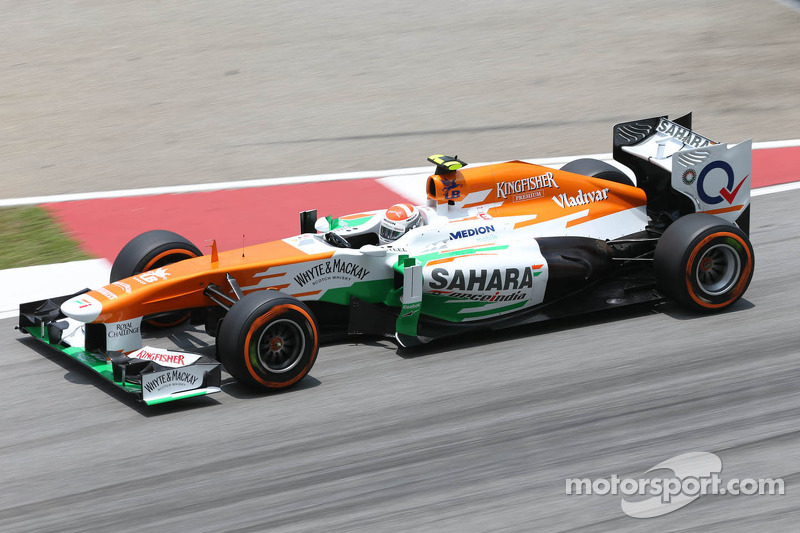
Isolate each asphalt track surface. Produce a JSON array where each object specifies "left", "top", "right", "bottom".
[
  {"left": 0, "top": 192, "right": 798, "bottom": 531},
  {"left": 2, "top": 1, "right": 800, "bottom": 532},
  {"left": 3, "top": 1, "right": 800, "bottom": 199}
]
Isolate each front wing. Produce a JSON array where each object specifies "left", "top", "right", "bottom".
[{"left": 18, "top": 293, "right": 221, "bottom": 406}]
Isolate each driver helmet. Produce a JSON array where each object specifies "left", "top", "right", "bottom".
[{"left": 379, "top": 203, "right": 423, "bottom": 244}]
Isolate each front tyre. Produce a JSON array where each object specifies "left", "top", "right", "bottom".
[
  {"left": 111, "top": 230, "right": 202, "bottom": 327},
  {"left": 217, "top": 291, "right": 319, "bottom": 390},
  {"left": 654, "top": 214, "right": 754, "bottom": 312}
]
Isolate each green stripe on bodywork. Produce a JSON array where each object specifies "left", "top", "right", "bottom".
[
  {"left": 407, "top": 244, "right": 510, "bottom": 268},
  {"left": 400, "top": 244, "right": 520, "bottom": 322},
  {"left": 27, "top": 329, "right": 221, "bottom": 405},
  {"left": 339, "top": 215, "right": 375, "bottom": 227},
  {"left": 391, "top": 245, "right": 510, "bottom": 277},
  {"left": 394, "top": 257, "right": 422, "bottom": 336},
  {"left": 318, "top": 278, "right": 397, "bottom": 306},
  {"left": 27, "top": 327, "right": 144, "bottom": 394},
  {"left": 326, "top": 215, "right": 375, "bottom": 230},
  {"left": 144, "top": 389, "right": 212, "bottom": 406},
  {"left": 325, "top": 215, "right": 340, "bottom": 230},
  {"left": 456, "top": 300, "right": 527, "bottom": 317},
  {"left": 420, "top": 294, "right": 528, "bottom": 322},
  {"left": 317, "top": 243, "right": 525, "bottom": 326},
  {"left": 395, "top": 300, "right": 421, "bottom": 336}
]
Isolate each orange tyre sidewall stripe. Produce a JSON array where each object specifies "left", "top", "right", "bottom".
[
  {"left": 685, "top": 232, "right": 753, "bottom": 309},
  {"left": 141, "top": 248, "right": 200, "bottom": 326},
  {"left": 142, "top": 248, "right": 200, "bottom": 271},
  {"left": 243, "top": 304, "right": 318, "bottom": 388}
]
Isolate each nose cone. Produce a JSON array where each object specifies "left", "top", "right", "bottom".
[{"left": 61, "top": 294, "right": 103, "bottom": 322}]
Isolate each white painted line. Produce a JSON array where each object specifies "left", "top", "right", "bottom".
[
  {"left": 0, "top": 259, "right": 111, "bottom": 320},
  {"left": 3, "top": 140, "right": 798, "bottom": 207},
  {"left": 378, "top": 173, "right": 431, "bottom": 206},
  {"left": 752, "top": 181, "right": 800, "bottom": 196},
  {"left": 750, "top": 138, "right": 800, "bottom": 149},
  {"left": 0, "top": 166, "right": 432, "bottom": 208},
  {"left": 0, "top": 158, "right": 578, "bottom": 207}
]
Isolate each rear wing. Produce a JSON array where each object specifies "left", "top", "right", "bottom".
[{"left": 613, "top": 114, "right": 751, "bottom": 234}]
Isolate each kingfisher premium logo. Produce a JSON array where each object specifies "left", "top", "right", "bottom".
[{"left": 496, "top": 172, "right": 559, "bottom": 200}]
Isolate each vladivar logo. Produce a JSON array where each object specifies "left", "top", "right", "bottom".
[{"left": 566, "top": 452, "right": 784, "bottom": 518}]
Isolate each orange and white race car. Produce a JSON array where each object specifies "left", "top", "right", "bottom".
[{"left": 18, "top": 114, "right": 754, "bottom": 405}]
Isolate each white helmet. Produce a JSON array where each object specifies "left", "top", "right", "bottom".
[{"left": 379, "top": 203, "right": 422, "bottom": 244}]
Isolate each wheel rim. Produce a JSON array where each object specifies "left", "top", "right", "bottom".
[
  {"left": 254, "top": 319, "right": 305, "bottom": 374},
  {"left": 695, "top": 243, "right": 741, "bottom": 296}
]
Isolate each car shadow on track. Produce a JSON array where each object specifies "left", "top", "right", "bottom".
[
  {"left": 14, "top": 297, "right": 755, "bottom": 413},
  {"left": 154, "top": 324, "right": 324, "bottom": 399},
  {"left": 17, "top": 331, "right": 323, "bottom": 414},
  {"left": 657, "top": 297, "right": 755, "bottom": 321},
  {"left": 219, "top": 374, "right": 322, "bottom": 400},
  {"left": 14, "top": 335, "right": 221, "bottom": 416},
  {"left": 393, "top": 297, "right": 756, "bottom": 359}
]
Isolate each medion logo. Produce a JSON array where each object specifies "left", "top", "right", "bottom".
[
  {"left": 429, "top": 267, "right": 537, "bottom": 292},
  {"left": 496, "top": 172, "right": 558, "bottom": 199},
  {"left": 552, "top": 188, "right": 609, "bottom": 208},
  {"left": 450, "top": 225, "right": 495, "bottom": 240}
]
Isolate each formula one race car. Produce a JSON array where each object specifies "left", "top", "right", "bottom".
[{"left": 17, "top": 114, "right": 754, "bottom": 405}]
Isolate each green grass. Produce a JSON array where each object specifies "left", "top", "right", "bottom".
[{"left": 0, "top": 206, "right": 93, "bottom": 269}]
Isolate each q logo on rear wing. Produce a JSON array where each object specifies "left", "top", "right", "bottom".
[{"left": 671, "top": 140, "right": 752, "bottom": 223}]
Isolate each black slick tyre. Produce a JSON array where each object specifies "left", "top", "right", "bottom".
[
  {"left": 217, "top": 291, "right": 319, "bottom": 390},
  {"left": 110, "top": 230, "right": 202, "bottom": 327},
  {"left": 654, "top": 213, "right": 754, "bottom": 312},
  {"left": 560, "top": 158, "right": 635, "bottom": 186}
]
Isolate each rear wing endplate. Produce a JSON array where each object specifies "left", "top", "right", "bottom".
[{"left": 612, "top": 113, "right": 751, "bottom": 233}]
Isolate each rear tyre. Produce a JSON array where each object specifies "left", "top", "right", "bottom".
[
  {"left": 654, "top": 214, "right": 754, "bottom": 312},
  {"left": 111, "top": 230, "right": 202, "bottom": 327},
  {"left": 217, "top": 291, "right": 319, "bottom": 390},
  {"left": 560, "top": 158, "right": 635, "bottom": 186}
]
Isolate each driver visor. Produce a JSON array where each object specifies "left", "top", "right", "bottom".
[{"left": 380, "top": 224, "right": 405, "bottom": 241}]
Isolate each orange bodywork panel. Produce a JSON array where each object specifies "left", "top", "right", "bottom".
[
  {"left": 87, "top": 240, "right": 334, "bottom": 323},
  {"left": 426, "top": 161, "right": 647, "bottom": 228}
]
